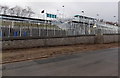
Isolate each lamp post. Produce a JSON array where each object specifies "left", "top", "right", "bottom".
[
  {"left": 96, "top": 14, "right": 99, "bottom": 23},
  {"left": 96, "top": 14, "right": 100, "bottom": 33},
  {"left": 113, "top": 16, "right": 117, "bottom": 34},
  {"left": 81, "top": 10, "right": 85, "bottom": 34},
  {"left": 62, "top": 5, "right": 65, "bottom": 19},
  {"left": 113, "top": 16, "right": 117, "bottom": 23}
]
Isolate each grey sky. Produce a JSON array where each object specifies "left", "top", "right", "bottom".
[{"left": 0, "top": 0, "right": 119, "bottom": 22}]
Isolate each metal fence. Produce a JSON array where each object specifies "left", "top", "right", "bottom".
[
  {"left": 1, "top": 26, "right": 67, "bottom": 38},
  {"left": 0, "top": 21, "right": 119, "bottom": 39}
]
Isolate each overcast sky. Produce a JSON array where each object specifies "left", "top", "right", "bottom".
[{"left": 0, "top": 0, "right": 119, "bottom": 22}]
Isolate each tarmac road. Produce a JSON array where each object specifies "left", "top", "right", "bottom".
[{"left": 2, "top": 48, "right": 118, "bottom": 76}]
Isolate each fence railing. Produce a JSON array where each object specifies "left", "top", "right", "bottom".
[{"left": 0, "top": 21, "right": 119, "bottom": 39}]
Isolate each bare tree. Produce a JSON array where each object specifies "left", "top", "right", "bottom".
[
  {"left": 21, "top": 8, "right": 28, "bottom": 17},
  {"left": 8, "top": 8, "right": 15, "bottom": 16},
  {"left": 0, "top": 5, "right": 3, "bottom": 13},
  {"left": 12, "top": 6, "right": 22, "bottom": 16},
  {"left": 0, "top": 5, "right": 35, "bottom": 18},
  {"left": 0, "top": 5, "right": 9, "bottom": 14},
  {"left": 26, "top": 6, "right": 35, "bottom": 17},
  {"left": 28, "top": 11, "right": 35, "bottom": 17},
  {"left": 3, "top": 6, "right": 8, "bottom": 15}
]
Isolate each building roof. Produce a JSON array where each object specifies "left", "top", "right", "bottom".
[
  {"left": 74, "top": 15, "right": 96, "bottom": 20},
  {"left": 0, "top": 14, "right": 50, "bottom": 22}
]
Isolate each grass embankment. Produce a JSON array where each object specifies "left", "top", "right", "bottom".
[{"left": 2, "top": 43, "right": 119, "bottom": 64}]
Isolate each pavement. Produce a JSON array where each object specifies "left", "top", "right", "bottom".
[{"left": 2, "top": 48, "right": 118, "bottom": 76}]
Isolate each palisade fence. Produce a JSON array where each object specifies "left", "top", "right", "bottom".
[{"left": 0, "top": 20, "right": 119, "bottom": 40}]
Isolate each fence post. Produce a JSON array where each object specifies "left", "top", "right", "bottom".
[
  {"left": 20, "top": 26, "right": 22, "bottom": 37},
  {"left": 8, "top": 25, "right": 11, "bottom": 37},
  {"left": 39, "top": 27, "right": 41, "bottom": 37},
  {"left": 30, "top": 27, "right": 32, "bottom": 37}
]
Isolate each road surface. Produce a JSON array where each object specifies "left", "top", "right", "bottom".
[{"left": 2, "top": 48, "right": 118, "bottom": 76}]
